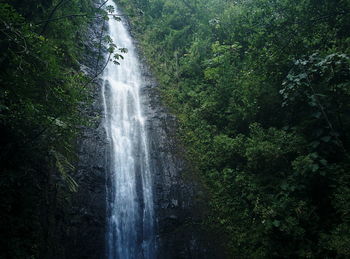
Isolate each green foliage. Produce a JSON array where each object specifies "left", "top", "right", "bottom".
[
  {"left": 118, "top": 0, "right": 350, "bottom": 257},
  {"left": 51, "top": 149, "right": 78, "bottom": 192},
  {"left": 0, "top": 1, "right": 100, "bottom": 258}
]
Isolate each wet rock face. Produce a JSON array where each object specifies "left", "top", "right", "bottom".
[
  {"left": 139, "top": 57, "right": 205, "bottom": 258},
  {"left": 65, "top": 15, "right": 108, "bottom": 259},
  {"left": 67, "top": 121, "right": 107, "bottom": 259}
]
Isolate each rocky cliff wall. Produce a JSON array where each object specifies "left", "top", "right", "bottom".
[
  {"left": 65, "top": 14, "right": 108, "bottom": 259},
  {"left": 65, "top": 5, "right": 207, "bottom": 258},
  {"left": 133, "top": 26, "right": 209, "bottom": 259},
  {"left": 139, "top": 59, "right": 201, "bottom": 258}
]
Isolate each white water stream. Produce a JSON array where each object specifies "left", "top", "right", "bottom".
[{"left": 101, "top": 1, "right": 155, "bottom": 258}]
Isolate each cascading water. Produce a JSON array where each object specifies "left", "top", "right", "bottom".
[{"left": 101, "top": 1, "right": 155, "bottom": 258}]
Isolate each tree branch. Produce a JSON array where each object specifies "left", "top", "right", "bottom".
[
  {"left": 97, "top": 0, "right": 109, "bottom": 11},
  {"left": 84, "top": 52, "right": 112, "bottom": 89},
  {"left": 41, "top": 0, "right": 70, "bottom": 34},
  {"left": 95, "top": 19, "right": 106, "bottom": 77},
  {"left": 35, "top": 13, "right": 126, "bottom": 26},
  {"left": 36, "top": 14, "right": 90, "bottom": 25}
]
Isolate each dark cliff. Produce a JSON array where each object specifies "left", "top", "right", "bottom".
[
  {"left": 140, "top": 61, "right": 202, "bottom": 258},
  {"left": 64, "top": 14, "right": 108, "bottom": 259}
]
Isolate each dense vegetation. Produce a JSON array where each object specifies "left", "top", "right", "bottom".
[
  {"left": 1, "top": 0, "right": 349, "bottom": 258},
  {"left": 118, "top": 0, "right": 350, "bottom": 257},
  {"left": 0, "top": 0, "right": 105, "bottom": 257}
]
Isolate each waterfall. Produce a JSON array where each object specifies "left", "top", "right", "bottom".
[{"left": 101, "top": 1, "right": 155, "bottom": 258}]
